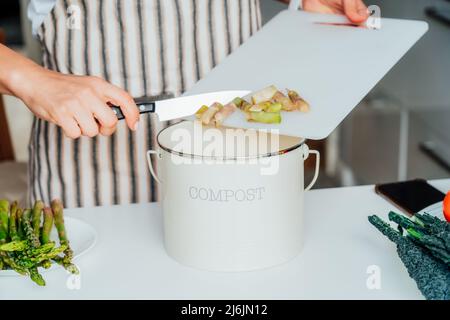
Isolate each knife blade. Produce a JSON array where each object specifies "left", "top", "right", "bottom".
[{"left": 111, "top": 90, "right": 251, "bottom": 122}]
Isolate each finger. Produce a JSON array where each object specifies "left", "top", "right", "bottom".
[
  {"left": 90, "top": 98, "right": 119, "bottom": 134},
  {"left": 344, "top": 0, "right": 369, "bottom": 23},
  {"left": 303, "top": 1, "right": 336, "bottom": 14},
  {"left": 73, "top": 108, "right": 100, "bottom": 138},
  {"left": 356, "top": 0, "right": 370, "bottom": 20},
  {"left": 99, "top": 124, "right": 117, "bottom": 136},
  {"left": 101, "top": 82, "right": 139, "bottom": 131},
  {"left": 59, "top": 117, "right": 82, "bottom": 139}
]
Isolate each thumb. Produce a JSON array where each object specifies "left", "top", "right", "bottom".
[{"left": 343, "top": 0, "right": 369, "bottom": 23}]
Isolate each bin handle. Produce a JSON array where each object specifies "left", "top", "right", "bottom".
[
  {"left": 301, "top": 145, "right": 320, "bottom": 191},
  {"left": 146, "top": 150, "right": 162, "bottom": 184}
]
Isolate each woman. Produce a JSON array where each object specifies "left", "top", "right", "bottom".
[{"left": 0, "top": 0, "right": 367, "bottom": 208}]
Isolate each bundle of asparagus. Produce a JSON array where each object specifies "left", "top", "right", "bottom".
[
  {"left": 0, "top": 199, "right": 78, "bottom": 286},
  {"left": 369, "top": 212, "right": 450, "bottom": 300}
]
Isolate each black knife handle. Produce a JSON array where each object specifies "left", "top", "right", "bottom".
[{"left": 111, "top": 97, "right": 156, "bottom": 120}]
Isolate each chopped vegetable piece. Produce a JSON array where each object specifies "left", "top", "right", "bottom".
[
  {"left": 272, "top": 91, "right": 296, "bottom": 111},
  {"left": 232, "top": 97, "right": 244, "bottom": 108},
  {"left": 214, "top": 102, "right": 237, "bottom": 127},
  {"left": 257, "top": 101, "right": 272, "bottom": 111},
  {"left": 247, "top": 111, "right": 281, "bottom": 124},
  {"left": 288, "top": 89, "right": 310, "bottom": 112},
  {"left": 248, "top": 105, "right": 264, "bottom": 112},
  {"left": 266, "top": 102, "right": 282, "bottom": 113},
  {"left": 240, "top": 100, "right": 252, "bottom": 112},
  {"left": 201, "top": 102, "right": 222, "bottom": 125},
  {"left": 195, "top": 105, "right": 209, "bottom": 119},
  {"left": 251, "top": 85, "right": 278, "bottom": 104}
]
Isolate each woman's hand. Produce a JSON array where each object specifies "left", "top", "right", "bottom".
[
  {"left": 280, "top": 0, "right": 369, "bottom": 23},
  {"left": 303, "top": 0, "right": 369, "bottom": 23},
  {"left": 17, "top": 69, "right": 139, "bottom": 139},
  {"left": 0, "top": 43, "right": 139, "bottom": 139}
]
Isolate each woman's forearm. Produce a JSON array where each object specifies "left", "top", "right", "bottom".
[{"left": 0, "top": 43, "right": 44, "bottom": 99}]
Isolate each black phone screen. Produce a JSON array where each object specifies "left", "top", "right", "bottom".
[{"left": 375, "top": 179, "right": 445, "bottom": 215}]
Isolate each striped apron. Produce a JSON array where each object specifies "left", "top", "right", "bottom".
[{"left": 29, "top": 0, "right": 262, "bottom": 208}]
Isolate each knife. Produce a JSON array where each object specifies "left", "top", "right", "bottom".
[{"left": 111, "top": 90, "right": 251, "bottom": 122}]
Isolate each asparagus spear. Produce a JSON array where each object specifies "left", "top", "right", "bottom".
[
  {"left": 51, "top": 200, "right": 79, "bottom": 274},
  {"left": 16, "top": 207, "right": 24, "bottom": 240},
  {"left": 22, "top": 209, "right": 40, "bottom": 248},
  {"left": 26, "top": 242, "right": 55, "bottom": 256},
  {"left": 41, "top": 207, "right": 54, "bottom": 245},
  {"left": 0, "top": 215, "right": 7, "bottom": 244},
  {"left": 31, "top": 200, "right": 44, "bottom": 240},
  {"left": 0, "top": 201, "right": 29, "bottom": 275},
  {"left": 52, "top": 256, "right": 79, "bottom": 274},
  {"left": 0, "top": 240, "right": 27, "bottom": 252},
  {"left": 1, "top": 253, "right": 28, "bottom": 275},
  {"left": 29, "top": 267, "right": 45, "bottom": 286},
  {"left": 8, "top": 201, "right": 19, "bottom": 241},
  {"left": 15, "top": 243, "right": 66, "bottom": 270},
  {"left": 32, "top": 245, "right": 66, "bottom": 263},
  {"left": 52, "top": 200, "right": 73, "bottom": 263},
  {"left": 0, "top": 200, "right": 9, "bottom": 272},
  {"left": 0, "top": 200, "right": 9, "bottom": 240}
]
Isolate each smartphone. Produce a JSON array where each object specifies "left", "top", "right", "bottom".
[
  {"left": 375, "top": 179, "right": 445, "bottom": 216},
  {"left": 425, "top": 6, "right": 450, "bottom": 27}
]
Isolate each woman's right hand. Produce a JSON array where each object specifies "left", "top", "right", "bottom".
[
  {"left": 13, "top": 67, "right": 140, "bottom": 139},
  {"left": 0, "top": 43, "right": 139, "bottom": 139}
]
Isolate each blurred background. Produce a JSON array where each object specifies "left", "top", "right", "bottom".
[{"left": 0, "top": 0, "right": 449, "bottom": 202}]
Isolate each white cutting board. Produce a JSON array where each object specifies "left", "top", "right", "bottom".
[{"left": 186, "top": 10, "right": 428, "bottom": 140}]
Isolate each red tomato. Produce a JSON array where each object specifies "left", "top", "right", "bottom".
[{"left": 444, "top": 192, "right": 450, "bottom": 222}]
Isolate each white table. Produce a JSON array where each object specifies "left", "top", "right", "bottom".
[{"left": 2, "top": 180, "right": 449, "bottom": 300}]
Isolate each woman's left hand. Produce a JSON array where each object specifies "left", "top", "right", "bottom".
[{"left": 281, "top": 0, "right": 369, "bottom": 24}]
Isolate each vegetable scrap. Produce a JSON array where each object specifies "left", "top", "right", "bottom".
[{"left": 195, "top": 85, "right": 309, "bottom": 126}]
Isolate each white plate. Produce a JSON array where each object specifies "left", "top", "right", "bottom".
[
  {"left": 0, "top": 217, "right": 96, "bottom": 276},
  {"left": 417, "top": 201, "right": 444, "bottom": 220}
]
